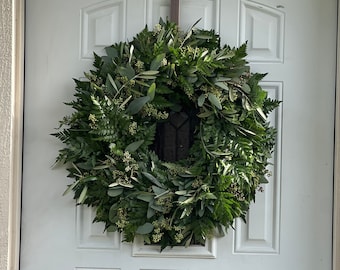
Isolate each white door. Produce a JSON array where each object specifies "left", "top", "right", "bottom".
[{"left": 21, "top": 0, "right": 337, "bottom": 269}]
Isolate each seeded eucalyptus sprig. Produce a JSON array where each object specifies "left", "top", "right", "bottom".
[{"left": 53, "top": 19, "right": 279, "bottom": 250}]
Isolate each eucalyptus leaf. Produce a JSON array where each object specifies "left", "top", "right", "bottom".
[
  {"left": 136, "top": 222, "right": 154, "bottom": 234},
  {"left": 197, "top": 110, "right": 213, "bottom": 118},
  {"left": 125, "top": 140, "right": 144, "bottom": 152},
  {"left": 77, "top": 185, "right": 88, "bottom": 204},
  {"left": 147, "top": 207, "right": 155, "bottom": 218},
  {"left": 105, "top": 46, "right": 118, "bottom": 58},
  {"left": 108, "top": 188, "right": 123, "bottom": 197},
  {"left": 241, "top": 83, "right": 251, "bottom": 94},
  {"left": 152, "top": 185, "right": 167, "bottom": 195},
  {"left": 139, "top": 70, "right": 160, "bottom": 76},
  {"left": 62, "top": 180, "right": 79, "bottom": 196},
  {"left": 137, "top": 193, "right": 154, "bottom": 202},
  {"left": 147, "top": 83, "right": 156, "bottom": 101},
  {"left": 107, "top": 73, "right": 118, "bottom": 93},
  {"left": 197, "top": 94, "right": 206, "bottom": 107},
  {"left": 208, "top": 93, "right": 222, "bottom": 110},
  {"left": 142, "top": 172, "right": 163, "bottom": 188},
  {"left": 150, "top": 53, "right": 166, "bottom": 70},
  {"left": 126, "top": 96, "right": 150, "bottom": 115},
  {"left": 256, "top": 107, "right": 267, "bottom": 121},
  {"left": 117, "top": 65, "right": 135, "bottom": 79},
  {"left": 215, "top": 81, "right": 229, "bottom": 91}
]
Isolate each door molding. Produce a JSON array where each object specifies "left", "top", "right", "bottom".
[
  {"left": 5, "top": 0, "right": 24, "bottom": 269},
  {"left": 333, "top": 1, "right": 340, "bottom": 269},
  {"left": 3, "top": 0, "right": 340, "bottom": 269}
]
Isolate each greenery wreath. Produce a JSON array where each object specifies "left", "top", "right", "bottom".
[{"left": 53, "top": 19, "right": 280, "bottom": 250}]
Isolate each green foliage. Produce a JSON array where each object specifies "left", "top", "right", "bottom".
[{"left": 53, "top": 19, "right": 280, "bottom": 250}]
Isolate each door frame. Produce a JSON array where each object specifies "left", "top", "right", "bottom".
[{"left": 2, "top": 0, "right": 340, "bottom": 269}]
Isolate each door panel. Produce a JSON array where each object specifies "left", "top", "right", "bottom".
[{"left": 21, "top": 0, "right": 336, "bottom": 269}]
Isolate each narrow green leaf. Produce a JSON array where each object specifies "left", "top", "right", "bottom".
[
  {"left": 81, "top": 176, "right": 97, "bottom": 182},
  {"left": 139, "top": 70, "right": 160, "bottom": 76},
  {"left": 197, "top": 110, "right": 213, "bottom": 118},
  {"left": 256, "top": 107, "right": 267, "bottom": 121},
  {"left": 107, "top": 73, "right": 118, "bottom": 92},
  {"left": 129, "top": 44, "right": 134, "bottom": 64},
  {"left": 147, "top": 83, "right": 156, "bottom": 101},
  {"left": 136, "top": 75, "right": 157, "bottom": 80},
  {"left": 136, "top": 222, "right": 154, "bottom": 234},
  {"left": 62, "top": 180, "right": 79, "bottom": 196},
  {"left": 142, "top": 172, "right": 163, "bottom": 187},
  {"left": 242, "top": 97, "right": 252, "bottom": 111},
  {"left": 77, "top": 185, "right": 88, "bottom": 204},
  {"left": 175, "top": 190, "right": 188, "bottom": 196}
]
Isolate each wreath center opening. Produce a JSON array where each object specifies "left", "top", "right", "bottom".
[{"left": 153, "top": 110, "right": 198, "bottom": 162}]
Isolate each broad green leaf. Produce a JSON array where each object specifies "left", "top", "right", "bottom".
[
  {"left": 125, "top": 140, "right": 144, "bottom": 152},
  {"left": 147, "top": 83, "right": 156, "bottom": 101},
  {"left": 208, "top": 93, "right": 222, "bottom": 110},
  {"left": 136, "top": 223, "right": 154, "bottom": 234},
  {"left": 108, "top": 188, "right": 123, "bottom": 197},
  {"left": 259, "top": 176, "right": 269, "bottom": 184},
  {"left": 215, "top": 81, "right": 229, "bottom": 91},
  {"left": 105, "top": 46, "right": 118, "bottom": 58},
  {"left": 147, "top": 207, "right": 155, "bottom": 218},
  {"left": 197, "top": 94, "right": 206, "bottom": 107},
  {"left": 106, "top": 225, "right": 118, "bottom": 232},
  {"left": 137, "top": 193, "right": 154, "bottom": 202},
  {"left": 241, "top": 83, "right": 251, "bottom": 94},
  {"left": 152, "top": 185, "right": 167, "bottom": 195},
  {"left": 150, "top": 203, "right": 165, "bottom": 212},
  {"left": 126, "top": 96, "right": 150, "bottom": 115},
  {"left": 198, "top": 208, "right": 204, "bottom": 217},
  {"left": 150, "top": 53, "right": 165, "bottom": 70},
  {"left": 117, "top": 65, "right": 135, "bottom": 79}
]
